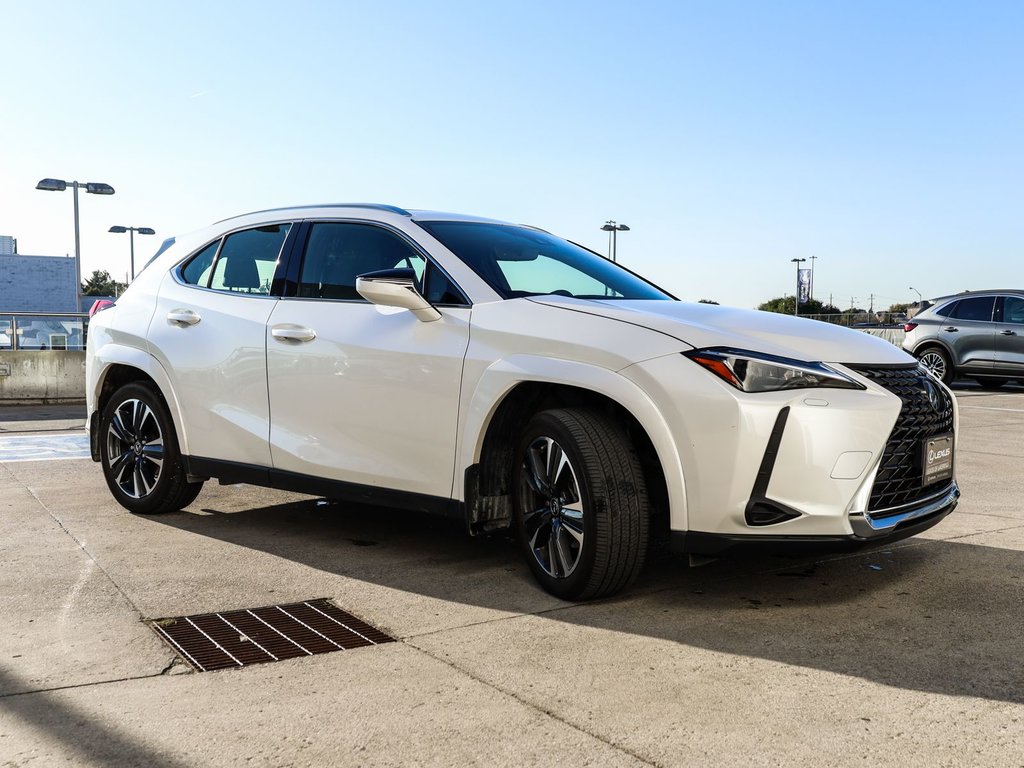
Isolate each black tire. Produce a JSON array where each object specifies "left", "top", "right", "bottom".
[
  {"left": 975, "top": 377, "right": 1009, "bottom": 390},
  {"left": 916, "top": 347, "right": 954, "bottom": 385},
  {"left": 512, "top": 408, "right": 649, "bottom": 600},
  {"left": 100, "top": 382, "right": 203, "bottom": 514}
]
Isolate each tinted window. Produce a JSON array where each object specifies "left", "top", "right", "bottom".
[
  {"left": 209, "top": 225, "right": 290, "bottom": 295},
  {"left": 949, "top": 296, "right": 994, "bottom": 322},
  {"left": 932, "top": 300, "right": 956, "bottom": 317},
  {"left": 181, "top": 241, "right": 219, "bottom": 286},
  {"left": 1004, "top": 296, "right": 1024, "bottom": 324},
  {"left": 418, "top": 221, "right": 672, "bottom": 300},
  {"left": 422, "top": 265, "right": 466, "bottom": 305},
  {"left": 298, "top": 223, "right": 426, "bottom": 301}
]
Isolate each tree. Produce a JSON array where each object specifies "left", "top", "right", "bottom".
[
  {"left": 82, "top": 270, "right": 127, "bottom": 297},
  {"left": 757, "top": 296, "right": 842, "bottom": 315},
  {"left": 697, "top": 298, "right": 719, "bottom": 305}
]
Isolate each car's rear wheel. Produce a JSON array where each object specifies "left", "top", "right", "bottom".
[
  {"left": 975, "top": 377, "right": 1010, "bottom": 390},
  {"left": 100, "top": 382, "right": 203, "bottom": 514},
  {"left": 512, "top": 408, "right": 649, "bottom": 600},
  {"left": 917, "top": 347, "right": 954, "bottom": 385}
]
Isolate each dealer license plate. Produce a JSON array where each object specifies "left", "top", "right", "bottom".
[{"left": 922, "top": 433, "right": 954, "bottom": 485}]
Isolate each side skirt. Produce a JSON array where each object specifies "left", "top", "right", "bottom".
[{"left": 184, "top": 456, "right": 462, "bottom": 518}]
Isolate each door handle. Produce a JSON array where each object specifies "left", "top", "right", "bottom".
[
  {"left": 942, "top": 326, "right": 959, "bottom": 333},
  {"left": 167, "top": 309, "right": 201, "bottom": 326},
  {"left": 271, "top": 325, "right": 317, "bottom": 343},
  {"left": 1000, "top": 329, "right": 1017, "bottom": 336}
]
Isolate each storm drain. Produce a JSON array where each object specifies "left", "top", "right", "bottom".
[{"left": 150, "top": 598, "right": 395, "bottom": 672}]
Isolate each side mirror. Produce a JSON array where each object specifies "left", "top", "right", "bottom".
[{"left": 355, "top": 268, "right": 441, "bottom": 322}]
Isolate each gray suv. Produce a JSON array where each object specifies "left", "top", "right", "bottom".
[{"left": 903, "top": 290, "right": 1024, "bottom": 387}]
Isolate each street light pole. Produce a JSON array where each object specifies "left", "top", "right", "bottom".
[
  {"left": 909, "top": 286, "right": 922, "bottom": 304},
  {"left": 36, "top": 178, "right": 115, "bottom": 312},
  {"left": 109, "top": 225, "right": 156, "bottom": 281},
  {"left": 790, "top": 257, "right": 806, "bottom": 316},
  {"left": 600, "top": 221, "right": 630, "bottom": 262},
  {"left": 72, "top": 184, "right": 81, "bottom": 299}
]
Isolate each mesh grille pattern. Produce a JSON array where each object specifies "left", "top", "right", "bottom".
[{"left": 850, "top": 365, "right": 955, "bottom": 512}]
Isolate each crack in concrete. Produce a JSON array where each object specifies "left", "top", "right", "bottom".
[
  {"left": 0, "top": 672, "right": 173, "bottom": 700},
  {"left": 22, "top": 485, "right": 149, "bottom": 621},
  {"left": 405, "top": 640, "right": 663, "bottom": 768}
]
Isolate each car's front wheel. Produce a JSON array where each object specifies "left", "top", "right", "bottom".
[
  {"left": 100, "top": 382, "right": 203, "bottom": 514},
  {"left": 917, "top": 347, "right": 954, "bottom": 385},
  {"left": 513, "top": 408, "right": 649, "bottom": 600}
]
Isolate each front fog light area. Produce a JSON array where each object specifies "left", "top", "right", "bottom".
[{"left": 684, "top": 348, "right": 865, "bottom": 393}]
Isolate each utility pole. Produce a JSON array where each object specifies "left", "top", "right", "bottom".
[
  {"left": 809, "top": 255, "right": 817, "bottom": 300},
  {"left": 869, "top": 293, "right": 875, "bottom": 313}
]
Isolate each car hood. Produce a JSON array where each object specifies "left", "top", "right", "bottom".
[{"left": 528, "top": 297, "right": 912, "bottom": 365}]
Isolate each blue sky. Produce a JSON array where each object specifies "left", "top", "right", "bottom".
[{"left": 1, "top": 0, "right": 1020, "bottom": 309}]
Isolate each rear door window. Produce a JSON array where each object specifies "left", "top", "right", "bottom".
[
  {"left": 948, "top": 296, "right": 995, "bottom": 322},
  {"left": 209, "top": 225, "right": 291, "bottom": 295},
  {"left": 1002, "top": 296, "right": 1024, "bottom": 324}
]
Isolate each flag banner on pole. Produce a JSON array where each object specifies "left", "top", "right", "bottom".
[{"left": 798, "top": 269, "right": 811, "bottom": 304}]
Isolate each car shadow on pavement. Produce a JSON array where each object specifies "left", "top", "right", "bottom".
[
  {"left": 0, "top": 667, "right": 189, "bottom": 768},
  {"left": 148, "top": 496, "right": 1023, "bottom": 706}
]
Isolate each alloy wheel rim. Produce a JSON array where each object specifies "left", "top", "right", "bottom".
[
  {"left": 919, "top": 351, "right": 947, "bottom": 380},
  {"left": 106, "top": 399, "right": 164, "bottom": 499},
  {"left": 520, "top": 436, "right": 585, "bottom": 579}
]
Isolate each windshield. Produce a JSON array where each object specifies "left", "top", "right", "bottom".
[{"left": 417, "top": 221, "right": 673, "bottom": 301}]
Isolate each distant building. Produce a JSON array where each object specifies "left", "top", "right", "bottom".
[
  {"left": 0, "top": 234, "right": 84, "bottom": 350},
  {"left": 0, "top": 236, "right": 78, "bottom": 313}
]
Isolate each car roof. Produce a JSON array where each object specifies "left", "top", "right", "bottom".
[
  {"left": 214, "top": 203, "right": 518, "bottom": 227},
  {"left": 929, "top": 289, "right": 1024, "bottom": 302}
]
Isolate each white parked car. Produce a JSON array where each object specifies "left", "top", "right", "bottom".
[{"left": 86, "top": 204, "right": 959, "bottom": 599}]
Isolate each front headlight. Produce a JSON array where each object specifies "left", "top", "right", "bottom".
[{"left": 683, "top": 348, "right": 865, "bottom": 393}]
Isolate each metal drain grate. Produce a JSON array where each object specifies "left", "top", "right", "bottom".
[{"left": 150, "top": 598, "right": 394, "bottom": 672}]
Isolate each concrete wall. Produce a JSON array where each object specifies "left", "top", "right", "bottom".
[{"left": 0, "top": 351, "right": 86, "bottom": 404}]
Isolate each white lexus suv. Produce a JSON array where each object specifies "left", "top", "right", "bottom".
[{"left": 86, "top": 204, "right": 959, "bottom": 599}]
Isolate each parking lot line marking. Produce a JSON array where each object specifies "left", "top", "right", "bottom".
[
  {"left": 959, "top": 405, "right": 1024, "bottom": 414},
  {"left": 0, "top": 434, "right": 91, "bottom": 462}
]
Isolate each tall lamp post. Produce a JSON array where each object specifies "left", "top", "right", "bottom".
[
  {"left": 909, "top": 286, "right": 922, "bottom": 305},
  {"left": 600, "top": 221, "right": 630, "bottom": 262},
  {"left": 36, "top": 178, "right": 116, "bottom": 312},
  {"left": 109, "top": 225, "right": 156, "bottom": 281},
  {"left": 791, "top": 257, "right": 806, "bottom": 316}
]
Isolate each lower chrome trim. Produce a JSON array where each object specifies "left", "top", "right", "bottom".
[{"left": 849, "top": 482, "right": 960, "bottom": 537}]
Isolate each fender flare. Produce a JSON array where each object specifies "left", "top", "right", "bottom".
[
  {"left": 90, "top": 343, "right": 191, "bottom": 457},
  {"left": 457, "top": 354, "right": 688, "bottom": 529},
  {"left": 909, "top": 338, "right": 956, "bottom": 361}
]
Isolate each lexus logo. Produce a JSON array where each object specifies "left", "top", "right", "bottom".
[{"left": 922, "top": 379, "right": 943, "bottom": 412}]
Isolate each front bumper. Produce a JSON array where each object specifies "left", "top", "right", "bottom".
[
  {"left": 620, "top": 354, "right": 960, "bottom": 542},
  {"left": 672, "top": 480, "right": 959, "bottom": 556}
]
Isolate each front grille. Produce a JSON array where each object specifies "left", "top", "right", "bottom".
[{"left": 849, "top": 365, "right": 955, "bottom": 512}]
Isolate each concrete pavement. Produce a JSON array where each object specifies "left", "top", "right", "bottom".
[{"left": 0, "top": 390, "right": 1022, "bottom": 767}]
